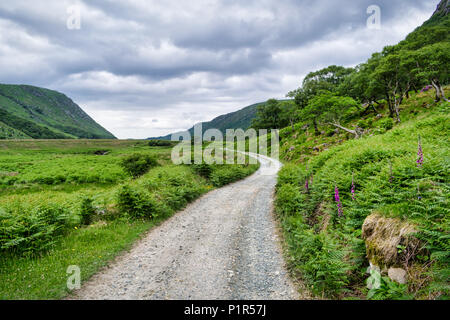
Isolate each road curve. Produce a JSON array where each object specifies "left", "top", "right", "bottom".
[{"left": 70, "top": 153, "right": 299, "bottom": 300}]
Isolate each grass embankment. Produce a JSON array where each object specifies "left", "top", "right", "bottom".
[
  {"left": 0, "top": 139, "right": 259, "bottom": 299},
  {"left": 275, "top": 88, "right": 449, "bottom": 299}
]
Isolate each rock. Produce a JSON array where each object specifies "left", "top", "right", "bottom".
[
  {"left": 375, "top": 114, "right": 383, "bottom": 120},
  {"left": 388, "top": 268, "right": 407, "bottom": 284},
  {"left": 362, "top": 213, "right": 418, "bottom": 268}
]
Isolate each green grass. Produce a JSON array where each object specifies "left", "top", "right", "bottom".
[
  {"left": 0, "top": 139, "right": 259, "bottom": 299},
  {"left": 0, "top": 220, "right": 154, "bottom": 299},
  {"left": 275, "top": 88, "right": 449, "bottom": 300}
]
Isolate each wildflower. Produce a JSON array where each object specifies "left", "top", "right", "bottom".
[
  {"left": 305, "top": 179, "right": 309, "bottom": 192},
  {"left": 351, "top": 172, "right": 355, "bottom": 200},
  {"left": 334, "top": 185, "right": 343, "bottom": 217},
  {"left": 389, "top": 160, "right": 393, "bottom": 184},
  {"left": 417, "top": 135, "right": 423, "bottom": 168},
  {"left": 420, "top": 85, "right": 433, "bottom": 93}
]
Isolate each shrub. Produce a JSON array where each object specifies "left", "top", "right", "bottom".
[
  {"left": 290, "top": 228, "right": 350, "bottom": 297},
  {"left": 357, "top": 119, "right": 369, "bottom": 129},
  {"left": 0, "top": 204, "right": 71, "bottom": 255},
  {"left": 378, "top": 118, "right": 394, "bottom": 131},
  {"left": 192, "top": 163, "right": 213, "bottom": 178},
  {"left": 80, "top": 197, "right": 96, "bottom": 225},
  {"left": 120, "top": 153, "right": 158, "bottom": 178},
  {"left": 275, "top": 184, "right": 302, "bottom": 216},
  {"left": 367, "top": 276, "right": 412, "bottom": 300},
  {"left": 148, "top": 140, "right": 174, "bottom": 147},
  {"left": 117, "top": 185, "right": 157, "bottom": 219}
]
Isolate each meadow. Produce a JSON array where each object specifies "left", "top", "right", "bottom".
[{"left": 0, "top": 139, "right": 259, "bottom": 299}]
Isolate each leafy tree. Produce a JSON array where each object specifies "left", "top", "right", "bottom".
[
  {"left": 302, "top": 65, "right": 355, "bottom": 96},
  {"left": 252, "top": 99, "right": 291, "bottom": 130},
  {"left": 301, "top": 91, "right": 362, "bottom": 138},
  {"left": 413, "top": 42, "right": 450, "bottom": 102},
  {"left": 289, "top": 65, "right": 355, "bottom": 134}
]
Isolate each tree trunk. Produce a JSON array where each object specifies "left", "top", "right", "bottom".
[
  {"left": 435, "top": 80, "right": 449, "bottom": 102},
  {"left": 329, "top": 122, "right": 363, "bottom": 139},
  {"left": 313, "top": 118, "right": 319, "bottom": 136},
  {"left": 385, "top": 92, "right": 395, "bottom": 119},
  {"left": 431, "top": 80, "right": 444, "bottom": 102}
]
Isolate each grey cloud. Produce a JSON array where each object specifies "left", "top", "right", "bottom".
[{"left": 0, "top": 0, "right": 440, "bottom": 138}]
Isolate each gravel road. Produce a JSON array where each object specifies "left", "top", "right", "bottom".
[{"left": 70, "top": 153, "right": 299, "bottom": 300}]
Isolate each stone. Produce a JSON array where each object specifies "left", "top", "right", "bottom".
[
  {"left": 388, "top": 267, "right": 407, "bottom": 284},
  {"left": 362, "top": 213, "right": 418, "bottom": 268}
]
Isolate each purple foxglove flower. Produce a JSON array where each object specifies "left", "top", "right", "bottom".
[
  {"left": 334, "top": 185, "right": 343, "bottom": 217},
  {"left": 351, "top": 173, "right": 355, "bottom": 200},
  {"left": 417, "top": 136, "right": 423, "bottom": 168}
]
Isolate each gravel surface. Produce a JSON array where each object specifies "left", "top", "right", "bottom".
[{"left": 70, "top": 153, "right": 299, "bottom": 300}]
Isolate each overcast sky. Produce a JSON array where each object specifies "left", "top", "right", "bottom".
[{"left": 0, "top": 0, "right": 440, "bottom": 139}]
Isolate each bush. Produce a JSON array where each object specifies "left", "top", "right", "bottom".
[
  {"left": 357, "top": 119, "right": 369, "bottom": 129},
  {"left": 290, "top": 228, "right": 350, "bottom": 297},
  {"left": 120, "top": 153, "right": 158, "bottom": 178},
  {"left": 148, "top": 140, "right": 174, "bottom": 147},
  {"left": 0, "top": 204, "right": 71, "bottom": 255},
  {"left": 80, "top": 197, "right": 96, "bottom": 225},
  {"left": 192, "top": 163, "right": 213, "bottom": 178},
  {"left": 275, "top": 184, "right": 302, "bottom": 216},
  {"left": 367, "top": 276, "right": 412, "bottom": 300},
  {"left": 117, "top": 185, "right": 157, "bottom": 219},
  {"left": 378, "top": 118, "right": 394, "bottom": 131}
]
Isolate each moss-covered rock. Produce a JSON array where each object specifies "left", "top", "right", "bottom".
[{"left": 362, "top": 213, "right": 419, "bottom": 269}]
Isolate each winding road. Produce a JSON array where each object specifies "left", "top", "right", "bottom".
[{"left": 71, "top": 153, "right": 299, "bottom": 300}]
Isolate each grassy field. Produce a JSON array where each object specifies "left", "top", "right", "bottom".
[
  {"left": 0, "top": 139, "right": 259, "bottom": 299},
  {"left": 275, "top": 88, "right": 449, "bottom": 300}
]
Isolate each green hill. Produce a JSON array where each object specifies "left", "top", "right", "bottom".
[
  {"left": 149, "top": 100, "right": 294, "bottom": 140},
  {"left": 273, "top": 2, "right": 449, "bottom": 300},
  {"left": 0, "top": 84, "right": 116, "bottom": 139}
]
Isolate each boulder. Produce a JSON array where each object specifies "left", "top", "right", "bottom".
[
  {"left": 388, "top": 267, "right": 407, "bottom": 284},
  {"left": 362, "top": 213, "right": 418, "bottom": 270}
]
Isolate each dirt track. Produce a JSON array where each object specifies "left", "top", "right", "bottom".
[{"left": 70, "top": 154, "right": 298, "bottom": 300}]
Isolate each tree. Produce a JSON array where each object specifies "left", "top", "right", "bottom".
[
  {"left": 289, "top": 65, "right": 354, "bottom": 135},
  {"left": 251, "top": 99, "right": 285, "bottom": 130},
  {"left": 301, "top": 91, "right": 363, "bottom": 138},
  {"left": 413, "top": 42, "right": 450, "bottom": 102}
]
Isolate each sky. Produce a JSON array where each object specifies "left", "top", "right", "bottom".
[{"left": 0, "top": 0, "right": 440, "bottom": 139}]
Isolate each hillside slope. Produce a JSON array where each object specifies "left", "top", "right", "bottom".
[
  {"left": 276, "top": 88, "right": 449, "bottom": 300},
  {"left": 150, "top": 102, "right": 263, "bottom": 140},
  {"left": 149, "top": 99, "right": 293, "bottom": 140},
  {"left": 0, "top": 84, "right": 116, "bottom": 139},
  {"left": 273, "top": 2, "right": 449, "bottom": 300}
]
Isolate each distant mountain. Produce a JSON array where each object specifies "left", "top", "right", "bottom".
[
  {"left": 0, "top": 84, "right": 115, "bottom": 139},
  {"left": 149, "top": 100, "right": 291, "bottom": 140}
]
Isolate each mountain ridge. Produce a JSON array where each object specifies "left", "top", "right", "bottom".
[
  {"left": 149, "top": 99, "right": 292, "bottom": 140},
  {"left": 0, "top": 84, "right": 116, "bottom": 139}
]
